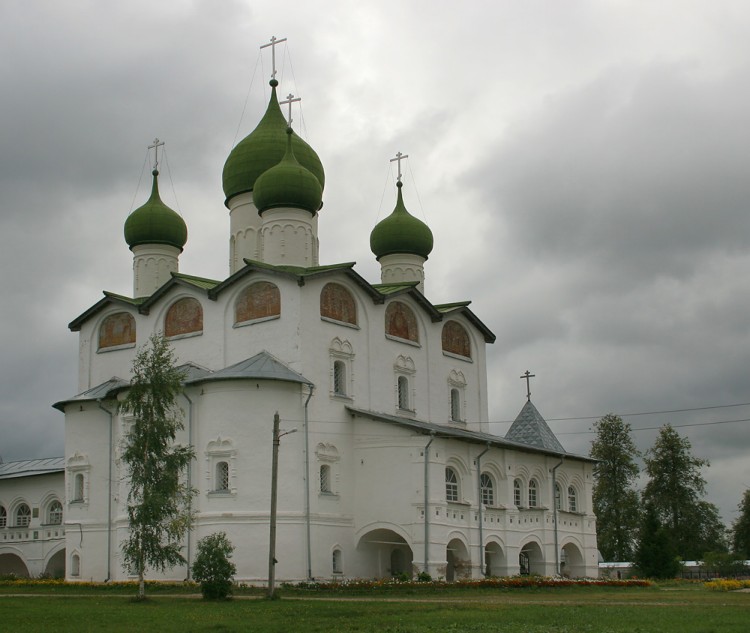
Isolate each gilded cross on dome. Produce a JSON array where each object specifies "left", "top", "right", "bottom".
[
  {"left": 390, "top": 151, "right": 409, "bottom": 183},
  {"left": 260, "top": 35, "right": 287, "bottom": 80}
]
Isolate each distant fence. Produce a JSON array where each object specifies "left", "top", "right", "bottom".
[{"left": 599, "top": 561, "right": 750, "bottom": 580}]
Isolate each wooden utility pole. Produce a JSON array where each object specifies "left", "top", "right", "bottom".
[
  {"left": 268, "top": 412, "right": 280, "bottom": 598},
  {"left": 268, "top": 412, "right": 296, "bottom": 599}
]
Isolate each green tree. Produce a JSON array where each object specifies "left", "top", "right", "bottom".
[
  {"left": 642, "top": 424, "right": 724, "bottom": 560},
  {"left": 633, "top": 503, "right": 681, "bottom": 578},
  {"left": 120, "top": 333, "right": 195, "bottom": 600},
  {"left": 731, "top": 489, "right": 750, "bottom": 558},
  {"left": 590, "top": 414, "right": 641, "bottom": 561},
  {"left": 192, "top": 532, "right": 237, "bottom": 600}
]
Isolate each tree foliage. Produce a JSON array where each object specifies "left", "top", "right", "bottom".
[
  {"left": 642, "top": 424, "right": 725, "bottom": 560},
  {"left": 633, "top": 503, "right": 681, "bottom": 579},
  {"left": 590, "top": 414, "right": 641, "bottom": 561},
  {"left": 192, "top": 532, "right": 237, "bottom": 600},
  {"left": 120, "top": 333, "right": 195, "bottom": 599},
  {"left": 732, "top": 489, "right": 750, "bottom": 558}
]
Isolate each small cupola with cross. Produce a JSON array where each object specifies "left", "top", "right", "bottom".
[
  {"left": 369, "top": 152, "right": 434, "bottom": 294},
  {"left": 124, "top": 139, "right": 188, "bottom": 298}
]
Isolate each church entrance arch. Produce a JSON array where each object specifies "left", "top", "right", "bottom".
[
  {"left": 484, "top": 541, "right": 505, "bottom": 577},
  {"left": 561, "top": 542, "right": 585, "bottom": 578},
  {"left": 519, "top": 541, "right": 544, "bottom": 576},
  {"left": 0, "top": 553, "right": 29, "bottom": 578},
  {"left": 45, "top": 549, "right": 66, "bottom": 578},
  {"left": 446, "top": 538, "right": 470, "bottom": 581},
  {"left": 356, "top": 528, "right": 413, "bottom": 579}
]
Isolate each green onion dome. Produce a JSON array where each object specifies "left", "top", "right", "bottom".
[
  {"left": 222, "top": 79, "right": 325, "bottom": 207},
  {"left": 253, "top": 128, "right": 323, "bottom": 214},
  {"left": 370, "top": 182, "right": 434, "bottom": 260},
  {"left": 124, "top": 169, "right": 188, "bottom": 251}
]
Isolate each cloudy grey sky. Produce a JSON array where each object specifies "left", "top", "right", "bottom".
[{"left": 2, "top": 0, "right": 750, "bottom": 525}]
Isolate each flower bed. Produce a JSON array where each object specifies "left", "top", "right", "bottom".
[
  {"left": 281, "top": 576, "right": 651, "bottom": 592},
  {"left": 704, "top": 578, "right": 750, "bottom": 591}
]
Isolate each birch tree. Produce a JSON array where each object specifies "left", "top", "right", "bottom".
[{"left": 120, "top": 333, "right": 194, "bottom": 599}]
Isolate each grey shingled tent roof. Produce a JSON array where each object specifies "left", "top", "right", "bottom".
[{"left": 505, "top": 400, "right": 566, "bottom": 453}]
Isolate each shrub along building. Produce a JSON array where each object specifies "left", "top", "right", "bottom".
[{"left": 4, "top": 48, "right": 599, "bottom": 582}]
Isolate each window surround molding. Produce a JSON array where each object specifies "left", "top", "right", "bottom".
[
  {"left": 513, "top": 478, "right": 523, "bottom": 508},
  {"left": 448, "top": 370, "right": 467, "bottom": 424},
  {"left": 445, "top": 467, "right": 460, "bottom": 503},
  {"left": 67, "top": 452, "right": 91, "bottom": 506},
  {"left": 329, "top": 338, "right": 355, "bottom": 400},
  {"left": 206, "top": 436, "right": 237, "bottom": 496},
  {"left": 480, "top": 472, "right": 495, "bottom": 507},
  {"left": 567, "top": 485, "right": 578, "bottom": 513},
  {"left": 394, "top": 355, "right": 416, "bottom": 415},
  {"left": 316, "top": 443, "right": 340, "bottom": 497}
]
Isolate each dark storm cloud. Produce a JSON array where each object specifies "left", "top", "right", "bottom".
[{"left": 476, "top": 63, "right": 750, "bottom": 284}]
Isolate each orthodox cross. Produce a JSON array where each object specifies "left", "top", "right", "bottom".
[
  {"left": 260, "top": 35, "right": 287, "bottom": 80},
  {"left": 390, "top": 151, "right": 409, "bottom": 183},
  {"left": 520, "top": 370, "right": 535, "bottom": 401},
  {"left": 148, "top": 138, "right": 164, "bottom": 170},
  {"left": 280, "top": 93, "right": 301, "bottom": 127}
]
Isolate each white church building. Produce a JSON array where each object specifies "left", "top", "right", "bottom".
[{"left": 2, "top": 54, "right": 598, "bottom": 582}]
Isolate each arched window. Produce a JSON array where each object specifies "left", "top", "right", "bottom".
[
  {"left": 450, "top": 388, "right": 461, "bottom": 422},
  {"left": 480, "top": 473, "right": 494, "bottom": 507},
  {"left": 47, "top": 500, "right": 63, "bottom": 525},
  {"left": 554, "top": 483, "right": 562, "bottom": 511},
  {"left": 445, "top": 467, "right": 459, "bottom": 502},
  {"left": 0, "top": 505, "right": 6, "bottom": 528},
  {"left": 397, "top": 375, "right": 410, "bottom": 410},
  {"left": 513, "top": 479, "right": 522, "bottom": 507},
  {"left": 71, "top": 554, "right": 80, "bottom": 577},
  {"left": 385, "top": 301, "right": 419, "bottom": 343},
  {"left": 15, "top": 504, "right": 31, "bottom": 528},
  {"left": 528, "top": 479, "right": 538, "bottom": 508},
  {"left": 234, "top": 281, "right": 280, "bottom": 324},
  {"left": 98, "top": 312, "right": 135, "bottom": 349},
  {"left": 320, "top": 283, "right": 357, "bottom": 325},
  {"left": 320, "top": 464, "right": 332, "bottom": 493},
  {"left": 73, "top": 473, "right": 85, "bottom": 502},
  {"left": 165, "top": 297, "right": 203, "bottom": 337},
  {"left": 441, "top": 320, "right": 471, "bottom": 358},
  {"left": 333, "top": 360, "right": 346, "bottom": 396},
  {"left": 568, "top": 486, "right": 578, "bottom": 512},
  {"left": 215, "top": 462, "right": 230, "bottom": 492},
  {"left": 332, "top": 548, "right": 343, "bottom": 574}
]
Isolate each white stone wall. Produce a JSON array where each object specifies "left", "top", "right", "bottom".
[
  {"left": 65, "top": 266, "right": 598, "bottom": 582},
  {"left": 0, "top": 472, "right": 66, "bottom": 578}
]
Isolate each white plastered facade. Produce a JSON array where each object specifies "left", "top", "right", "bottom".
[{"left": 47, "top": 71, "right": 600, "bottom": 583}]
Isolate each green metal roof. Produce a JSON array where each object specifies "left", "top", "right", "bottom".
[
  {"left": 371, "top": 282, "right": 420, "bottom": 295},
  {"left": 434, "top": 301, "right": 472, "bottom": 313},
  {"left": 370, "top": 182, "right": 433, "bottom": 260},
  {"left": 222, "top": 80, "right": 325, "bottom": 206},
  {"left": 124, "top": 170, "right": 187, "bottom": 251},
  {"left": 253, "top": 129, "right": 323, "bottom": 214}
]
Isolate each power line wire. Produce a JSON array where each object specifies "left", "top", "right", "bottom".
[{"left": 492, "top": 401, "right": 750, "bottom": 425}]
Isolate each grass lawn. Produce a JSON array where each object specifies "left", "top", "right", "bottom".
[{"left": 1, "top": 584, "right": 748, "bottom": 632}]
